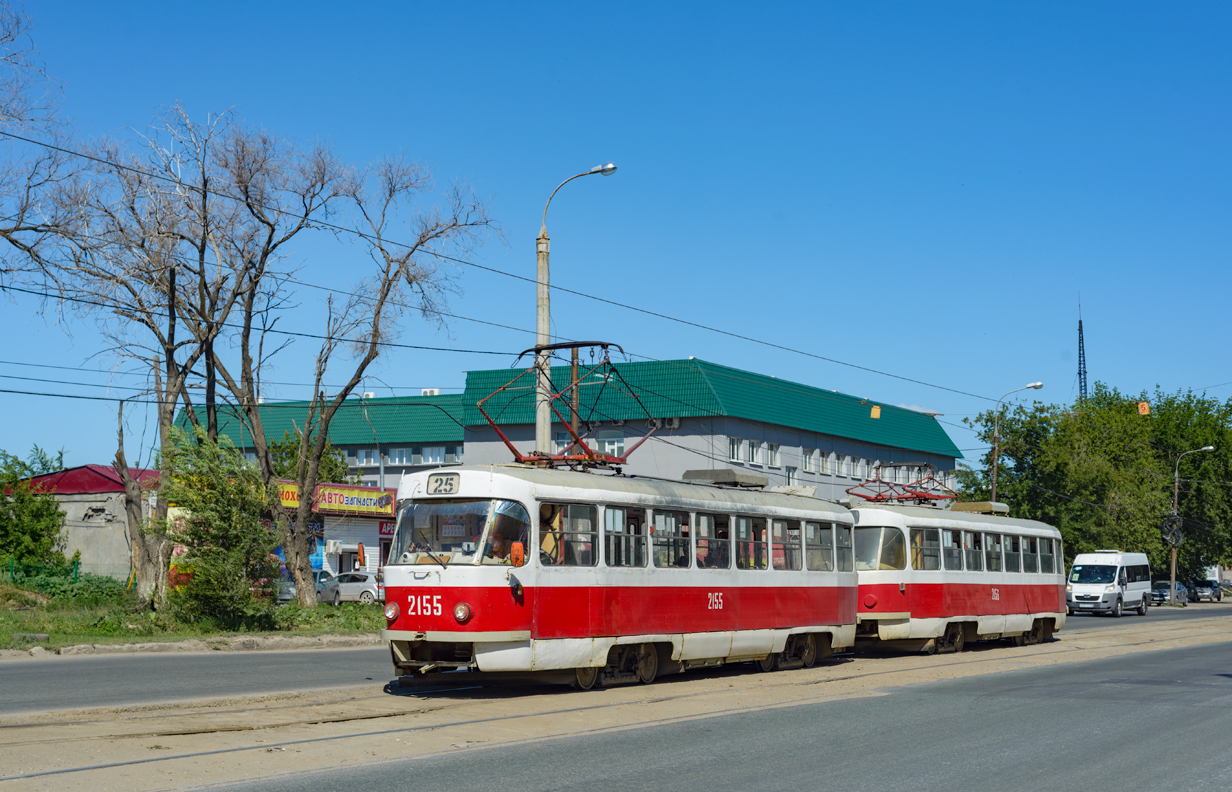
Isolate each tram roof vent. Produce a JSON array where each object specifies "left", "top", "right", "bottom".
[
  {"left": 682, "top": 468, "right": 768, "bottom": 489},
  {"left": 950, "top": 501, "right": 1010, "bottom": 516}
]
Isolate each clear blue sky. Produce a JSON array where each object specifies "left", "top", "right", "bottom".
[{"left": 2, "top": 2, "right": 1229, "bottom": 468}]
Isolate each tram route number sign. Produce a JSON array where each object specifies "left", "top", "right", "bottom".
[{"left": 427, "top": 473, "right": 459, "bottom": 495}]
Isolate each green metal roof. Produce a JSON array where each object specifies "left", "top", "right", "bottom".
[
  {"left": 178, "top": 393, "right": 465, "bottom": 448},
  {"left": 460, "top": 358, "right": 960, "bottom": 458}
]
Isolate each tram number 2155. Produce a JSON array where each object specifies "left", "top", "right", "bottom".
[
  {"left": 707, "top": 592, "right": 724, "bottom": 610},
  {"left": 408, "top": 594, "right": 442, "bottom": 616}
]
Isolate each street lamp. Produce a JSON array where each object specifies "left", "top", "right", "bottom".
[
  {"left": 1168, "top": 445, "right": 1215, "bottom": 603},
  {"left": 534, "top": 163, "right": 617, "bottom": 458},
  {"left": 989, "top": 382, "right": 1043, "bottom": 504}
]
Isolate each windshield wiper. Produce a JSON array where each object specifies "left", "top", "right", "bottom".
[{"left": 416, "top": 526, "right": 449, "bottom": 569}]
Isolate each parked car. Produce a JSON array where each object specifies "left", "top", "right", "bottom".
[
  {"left": 318, "top": 571, "right": 384, "bottom": 605},
  {"left": 313, "top": 570, "right": 334, "bottom": 600},
  {"left": 1190, "top": 580, "right": 1222, "bottom": 603},
  {"left": 276, "top": 570, "right": 297, "bottom": 605},
  {"left": 1150, "top": 580, "right": 1188, "bottom": 606}
]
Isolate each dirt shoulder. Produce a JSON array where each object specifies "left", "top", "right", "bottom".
[{"left": 2, "top": 614, "right": 1230, "bottom": 791}]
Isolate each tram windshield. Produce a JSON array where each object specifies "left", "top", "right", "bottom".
[
  {"left": 1069, "top": 564, "right": 1117, "bottom": 584},
  {"left": 854, "top": 527, "right": 907, "bottom": 571},
  {"left": 391, "top": 498, "right": 531, "bottom": 566}
]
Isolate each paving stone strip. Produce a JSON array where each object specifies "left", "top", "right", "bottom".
[{"left": 3, "top": 632, "right": 383, "bottom": 659}]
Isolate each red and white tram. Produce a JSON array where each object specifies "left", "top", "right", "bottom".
[
  {"left": 850, "top": 503, "right": 1066, "bottom": 652},
  {"left": 381, "top": 465, "right": 858, "bottom": 688}
]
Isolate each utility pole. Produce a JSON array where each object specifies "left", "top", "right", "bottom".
[
  {"left": 534, "top": 164, "right": 617, "bottom": 460},
  {"left": 1170, "top": 446, "right": 1214, "bottom": 603},
  {"left": 1077, "top": 299, "right": 1088, "bottom": 402}
]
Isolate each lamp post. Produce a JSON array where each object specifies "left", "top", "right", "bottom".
[
  {"left": 989, "top": 382, "right": 1043, "bottom": 504},
  {"left": 534, "top": 163, "right": 617, "bottom": 459},
  {"left": 1169, "top": 445, "right": 1214, "bottom": 603}
]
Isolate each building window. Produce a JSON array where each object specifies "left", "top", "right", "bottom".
[
  {"left": 553, "top": 432, "right": 574, "bottom": 455},
  {"left": 785, "top": 466, "right": 797, "bottom": 485},
  {"left": 746, "top": 441, "right": 758, "bottom": 464},
  {"left": 729, "top": 437, "right": 742, "bottom": 462},
  {"left": 802, "top": 449, "right": 814, "bottom": 473},
  {"left": 422, "top": 446, "right": 445, "bottom": 465},
  {"left": 767, "top": 443, "right": 779, "bottom": 467},
  {"left": 389, "top": 448, "right": 410, "bottom": 465},
  {"left": 597, "top": 430, "right": 624, "bottom": 457},
  {"left": 356, "top": 448, "right": 379, "bottom": 466}
]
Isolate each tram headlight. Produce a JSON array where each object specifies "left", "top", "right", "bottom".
[
  {"left": 453, "top": 602, "right": 472, "bottom": 624},
  {"left": 384, "top": 602, "right": 399, "bottom": 622}
]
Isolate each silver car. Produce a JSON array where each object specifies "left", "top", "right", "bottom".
[{"left": 318, "top": 572, "right": 383, "bottom": 605}]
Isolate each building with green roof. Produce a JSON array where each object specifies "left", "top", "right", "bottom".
[
  {"left": 461, "top": 357, "right": 960, "bottom": 498},
  {"left": 200, "top": 358, "right": 960, "bottom": 499}
]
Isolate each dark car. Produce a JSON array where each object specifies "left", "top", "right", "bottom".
[
  {"left": 1150, "top": 580, "right": 1188, "bottom": 606},
  {"left": 1190, "top": 580, "right": 1222, "bottom": 603}
]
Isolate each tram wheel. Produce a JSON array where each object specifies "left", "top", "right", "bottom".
[
  {"left": 949, "top": 624, "right": 965, "bottom": 653},
  {"left": 756, "top": 653, "right": 780, "bottom": 672},
  {"left": 574, "top": 667, "right": 601, "bottom": 691},
  {"left": 799, "top": 634, "right": 818, "bottom": 668},
  {"left": 1011, "top": 634, "right": 1026, "bottom": 647},
  {"left": 1023, "top": 620, "right": 1042, "bottom": 645},
  {"left": 635, "top": 644, "right": 658, "bottom": 684}
]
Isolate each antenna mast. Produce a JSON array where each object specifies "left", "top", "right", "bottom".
[{"left": 1077, "top": 298, "right": 1088, "bottom": 401}]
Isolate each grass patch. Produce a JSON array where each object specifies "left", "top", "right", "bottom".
[{"left": 0, "top": 576, "right": 382, "bottom": 652}]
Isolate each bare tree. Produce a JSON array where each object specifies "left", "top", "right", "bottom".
[
  {"left": 220, "top": 160, "right": 495, "bottom": 605},
  {"left": 0, "top": 1, "right": 80, "bottom": 283}
]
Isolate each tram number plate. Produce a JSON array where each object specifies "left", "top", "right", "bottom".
[
  {"left": 426, "top": 473, "right": 459, "bottom": 495},
  {"left": 408, "top": 594, "right": 442, "bottom": 616},
  {"left": 707, "top": 592, "right": 724, "bottom": 610}
]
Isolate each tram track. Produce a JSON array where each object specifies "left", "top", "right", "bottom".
[{"left": 3, "top": 614, "right": 1229, "bottom": 788}]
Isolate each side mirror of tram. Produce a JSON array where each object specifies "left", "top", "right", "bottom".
[{"left": 510, "top": 542, "right": 525, "bottom": 567}]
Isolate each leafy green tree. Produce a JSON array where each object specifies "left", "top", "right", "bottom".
[
  {"left": 267, "top": 430, "right": 353, "bottom": 484},
  {"left": 0, "top": 445, "right": 67, "bottom": 567},
  {"left": 159, "top": 427, "right": 281, "bottom": 625},
  {"left": 961, "top": 383, "right": 1231, "bottom": 575}
]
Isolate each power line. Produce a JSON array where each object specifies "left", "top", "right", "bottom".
[
  {"left": 0, "top": 283, "right": 513, "bottom": 356},
  {"left": 0, "top": 128, "right": 997, "bottom": 403}
]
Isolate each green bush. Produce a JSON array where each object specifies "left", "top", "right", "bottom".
[
  {"left": 18, "top": 572, "right": 130, "bottom": 605},
  {"left": 275, "top": 602, "right": 384, "bottom": 632}
]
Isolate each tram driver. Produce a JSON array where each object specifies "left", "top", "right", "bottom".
[{"left": 483, "top": 501, "right": 531, "bottom": 564}]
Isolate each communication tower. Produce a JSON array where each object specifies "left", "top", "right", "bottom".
[{"left": 1077, "top": 301, "right": 1088, "bottom": 401}]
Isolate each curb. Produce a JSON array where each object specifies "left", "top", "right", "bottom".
[{"left": 5, "top": 633, "right": 384, "bottom": 660}]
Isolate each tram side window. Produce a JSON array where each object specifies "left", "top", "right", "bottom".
[
  {"left": 605, "top": 506, "right": 646, "bottom": 568},
  {"left": 1005, "top": 535, "right": 1021, "bottom": 573},
  {"left": 771, "top": 519, "right": 802, "bottom": 571},
  {"left": 835, "top": 524, "right": 854, "bottom": 571},
  {"left": 1040, "top": 538, "right": 1056, "bottom": 574},
  {"left": 985, "top": 533, "right": 1003, "bottom": 572},
  {"left": 805, "top": 521, "right": 834, "bottom": 571},
  {"left": 910, "top": 528, "right": 941, "bottom": 571},
  {"left": 941, "top": 529, "right": 963, "bottom": 571},
  {"left": 964, "top": 531, "right": 983, "bottom": 572},
  {"left": 696, "top": 514, "right": 731, "bottom": 569},
  {"left": 735, "top": 516, "right": 768, "bottom": 570},
  {"left": 539, "top": 503, "right": 598, "bottom": 567},
  {"left": 1023, "top": 537, "right": 1039, "bottom": 573},
  {"left": 652, "top": 510, "right": 692, "bottom": 568}
]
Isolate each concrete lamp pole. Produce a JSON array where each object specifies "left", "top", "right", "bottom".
[
  {"left": 989, "top": 382, "right": 1043, "bottom": 504},
  {"left": 535, "top": 163, "right": 617, "bottom": 459},
  {"left": 1169, "top": 445, "right": 1214, "bottom": 604}
]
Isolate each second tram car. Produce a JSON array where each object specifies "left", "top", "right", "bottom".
[
  {"left": 381, "top": 465, "right": 858, "bottom": 688},
  {"left": 850, "top": 503, "right": 1066, "bottom": 652}
]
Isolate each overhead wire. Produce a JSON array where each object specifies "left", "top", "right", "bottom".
[{"left": 0, "top": 128, "right": 997, "bottom": 403}]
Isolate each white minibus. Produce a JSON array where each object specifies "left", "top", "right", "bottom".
[{"left": 1067, "top": 551, "right": 1151, "bottom": 617}]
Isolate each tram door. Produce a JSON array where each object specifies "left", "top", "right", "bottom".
[{"left": 533, "top": 502, "right": 596, "bottom": 639}]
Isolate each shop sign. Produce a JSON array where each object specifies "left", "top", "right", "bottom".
[
  {"left": 379, "top": 521, "right": 396, "bottom": 536},
  {"left": 313, "top": 483, "right": 397, "bottom": 517},
  {"left": 278, "top": 482, "right": 300, "bottom": 509}
]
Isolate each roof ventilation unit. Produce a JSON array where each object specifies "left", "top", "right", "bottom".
[
  {"left": 682, "top": 469, "right": 768, "bottom": 489},
  {"left": 362, "top": 392, "right": 375, "bottom": 399},
  {"left": 421, "top": 388, "right": 440, "bottom": 396}
]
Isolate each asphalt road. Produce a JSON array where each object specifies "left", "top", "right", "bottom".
[
  {"left": 1065, "top": 597, "right": 1232, "bottom": 629},
  {"left": 2, "top": 600, "right": 1227, "bottom": 716},
  {"left": 0, "top": 647, "right": 391, "bottom": 715},
  {"left": 223, "top": 640, "right": 1232, "bottom": 792}
]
